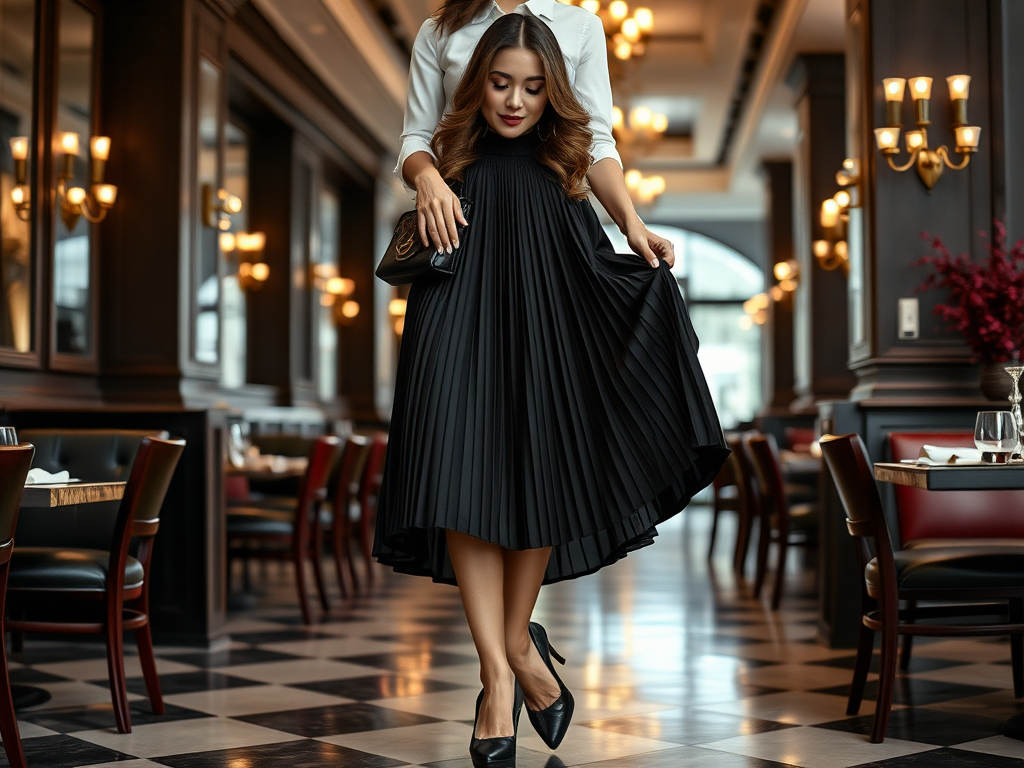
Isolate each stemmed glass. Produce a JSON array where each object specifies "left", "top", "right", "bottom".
[
  {"left": 1006, "top": 365, "right": 1024, "bottom": 462},
  {"left": 0, "top": 427, "right": 17, "bottom": 446},
  {"left": 975, "top": 411, "right": 1018, "bottom": 463}
]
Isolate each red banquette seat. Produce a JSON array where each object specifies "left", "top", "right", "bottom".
[{"left": 888, "top": 432, "right": 1024, "bottom": 547}]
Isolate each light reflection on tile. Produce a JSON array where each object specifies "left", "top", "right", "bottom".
[
  {"left": 164, "top": 683, "right": 352, "bottom": 716},
  {"left": 73, "top": 717, "right": 300, "bottom": 757},
  {"left": 908, "top": 662, "right": 1015, "bottom": 690},
  {"left": 696, "top": 691, "right": 880, "bottom": 726},
  {"left": 319, "top": 721, "right": 475, "bottom": 763},
  {"left": 213, "top": 658, "right": 387, "bottom": 685}
]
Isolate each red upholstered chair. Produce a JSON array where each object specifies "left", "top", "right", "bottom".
[
  {"left": 707, "top": 450, "right": 743, "bottom": 562},
  {"left": 325, "top": 435, "right": 371, "bottom": 596},
  {"left": 786, "top": 426, "right": 817, "bottom": 454},
  {"left": 355, "top": 434, "right": 388, "bottom": 585}
]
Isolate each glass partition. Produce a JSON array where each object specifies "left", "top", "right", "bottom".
[
  {"left": 194, "top": 57, "right": 221, "bottom": 365},
  {"left": 53, "top": 0, "right": 95, "bottom": 357},
  {"left": 0, "top": 0, "right": 35, "bottom": 353},
  {"left": 315, "top": 188, "right": 340, "bottom": 400},
  {"left": 220, "top": 121, "right": 248, "bottom": 387}
]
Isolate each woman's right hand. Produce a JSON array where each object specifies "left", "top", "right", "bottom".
[{"left": 415, "top": 165, "right": 468, "bottom": 253}]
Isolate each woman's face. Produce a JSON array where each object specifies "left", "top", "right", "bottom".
[{"left": 482, "top": 47, "right": 549, "bottom": 138}]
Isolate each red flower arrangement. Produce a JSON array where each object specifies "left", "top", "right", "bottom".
[{"left": 916, "top": 220, "right": 1024, "bottom": 364}]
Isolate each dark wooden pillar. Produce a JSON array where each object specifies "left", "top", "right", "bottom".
[
  {"left": 789, "top": 54, "right": 855, "bottom": 413},
  {"left": 844, "top": 0, "right": 993, "bottom": 402},
  {"left": 761, "top": 161, "right": 796, "bottom": 412}
]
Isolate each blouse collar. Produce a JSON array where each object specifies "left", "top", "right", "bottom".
[{"left": 472, "top": 0, "right": 557, "bottom": 24}]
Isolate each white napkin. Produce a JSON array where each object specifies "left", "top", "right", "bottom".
[
  {"left": 25, "top": 468, "right": 70, "bottom": 485},
  {"left": 898, "top": 445, "right": 985, "bottom": 464}
]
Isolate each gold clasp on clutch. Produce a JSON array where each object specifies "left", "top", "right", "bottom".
[{"left": 395, "top": 218, "right": 419, "bottom": 259}]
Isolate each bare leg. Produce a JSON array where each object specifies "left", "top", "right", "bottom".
[
  {"left": 503, "top": 547, "right": 561, "bottom": 711},
  {"left": 446, "top": 530, "right": 516, "bottom": 739}
]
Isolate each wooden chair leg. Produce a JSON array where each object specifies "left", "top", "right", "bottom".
[
  {"left": 770, "top": 532, "right": 789, "bottom": 610},
  {"left": 871, "top": 610, "right": 899, "bottom": 744},
  {"left": 708, "top": 496, "right": 722, "bottom": 560},
  {"left": 847, "top": 621, "right": 874, "bottom": 715},
  {"left": 753, "top": 516, "right": 771, "bottom": 598},
  {"left": 293, "top": 546, "right": 313, "bottom": 625},
  {"left": 1011, "top": 598, "right": 1024, "bottom": 698},
  {"left": 734, "top": 504, "right": 751, "bottom": 577},
  {"left": 105, "top": 600, "right": 132, "bottom": 734},
  {"left": 360, "top": 511, "right": 375, "bottom": 584},
  {"left": 135, "top": 623, "right": 165, "bottom": 715},
  {"left": 310, "top": 527, "right": 331, "bottom": 613},
  {"left": 899, "top": 600, "right": 916, "bottom": 672},
  {"left": 331, "top": 518, "right": 349, "bottom": 599},
  {"left": 344, "top": 519, "right": 361, "bottom": 592}
]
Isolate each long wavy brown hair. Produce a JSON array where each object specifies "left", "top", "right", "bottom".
[
  {"left": 430, "top": 14, "right": 594, "bottom": 200},
  {"left": 432, "top": 0, "right": 490, "bottom": 36}
]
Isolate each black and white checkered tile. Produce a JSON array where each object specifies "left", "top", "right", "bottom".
[{"left": 5, "top": 509, "right": 1024, "bottom": 768}]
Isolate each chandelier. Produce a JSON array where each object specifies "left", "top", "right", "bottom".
[{"left": 561, "top": 0, "right": 653, "bottom": 61}]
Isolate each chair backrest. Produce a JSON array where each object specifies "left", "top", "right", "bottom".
[
  {"left": 744, "top": 433, "right": 788, "bottom": 524},
  {"left": 108, "top": 437, "right": 186, "bottom": 589},
  {"left": 360, "top": 434, "right": 388, "bottom": 514},
  {"left": 732, "top": 431, "right": 761, "bottom": 521},
  {"left": 888, "top": 431, "right": 1024, "bottom": 544},
  {"left": 819, "top": 434, "right": 895, "bottom": 580},
  {"left": 0, "top": 445, "right": 34, "bottom": 563},
  {"left": 294, "top": 436, "right": 341, "bottom": 531},
  {"left": 330, "top": 435, "right": 371, "bottom": 512}
]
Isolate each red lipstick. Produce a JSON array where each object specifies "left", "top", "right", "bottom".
[{"left": 500, "top": 115, "right": 524, "bottom": 126}]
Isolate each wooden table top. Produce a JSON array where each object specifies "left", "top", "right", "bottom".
[
  {"left": 20, "top": 481, "right": 126, "bottom": 509},
  {"left": 874, "top": 462, "right": 1024, "bottom": 491}
]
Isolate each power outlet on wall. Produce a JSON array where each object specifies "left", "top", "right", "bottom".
[{"left": 898, "top": 297, "right": 919, "bottom": 340}]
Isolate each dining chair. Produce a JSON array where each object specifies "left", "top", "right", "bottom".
[
  {"left": 6, "top": 437, "right": 185, "bottom": 735},
  {"left": 820, "top": 433, "right": 1024, "bottom": 743},
  {"left": 730, "top": 432, "right": 761, "bottom": 577},
  {"left": 227, "top": 435, "right": 340, "bottom": 623},
  {"left": 0, "top": 444, "right": 34, "bottom": 768},
  {"left": 744, "top": 433, "right": 819, "bottom": 609},
  {"left": 356, "top": 433, "right": 388, "bottom": 585},
  {"left": 707, "top": 450, "right": 742, "bottom": 562},
  {"left": 325, "top": 435, "right": 371, "bottom": 597}
]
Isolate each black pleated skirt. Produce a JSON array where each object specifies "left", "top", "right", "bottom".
[{"left": 373, "top": 131, "right": 730, "bottom": 585}]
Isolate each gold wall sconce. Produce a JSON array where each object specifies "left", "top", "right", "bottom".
[
  {"left": 874, "top": 75, "right": 981, "bottom": 190},
  {"left": 311, "top": 264, "right": 359, "bottom": 324},
  {"left": 811, "top": 158, "right": 859, "bottom": 275},
  {"left": 773, "top": 259, "right": 800, "bottom": 293},
  {"left": 202, "top": 183, "right": 242, "bottom": 229},
  {"left": 10, "top": 133, "right": 118, "bottom": 226},
  {"left": 220, "top": 230, "right": 269, "bottom": 290},
  {"left": 9, "top": 137, "right": 30, "bottom": 221}
]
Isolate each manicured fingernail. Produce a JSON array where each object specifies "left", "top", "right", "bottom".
[
  {"left": 447, "top": 245, "right": 453, "bottom": 254},
  {"left": 454, "top": 239, "right": 460, "bottom": 249},
  {"left": 652, "top": 258, "right": 660, "bottom": 268}
]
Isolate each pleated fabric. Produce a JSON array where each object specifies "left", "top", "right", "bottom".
[{"left": 373, "top": 130, "right": 730, "bottom": 585}]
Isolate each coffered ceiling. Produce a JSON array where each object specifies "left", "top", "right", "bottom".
[{"left": 253, "top": 0, "right": 845, "bottom": 219}]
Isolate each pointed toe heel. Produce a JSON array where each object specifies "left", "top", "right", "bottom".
[
  {"left": 469, "top": 682, "right": 524, "bottom": 768},
  {"left": 526, "top": 622, "right": 575, "bottom": 750}
]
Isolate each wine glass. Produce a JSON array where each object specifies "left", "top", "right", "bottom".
[
  {"left": 975, "top": 411, "right": 1017, "bottom": 462},
  {"left": 0, "top": 427, "right": 17, "bottom": 446}
]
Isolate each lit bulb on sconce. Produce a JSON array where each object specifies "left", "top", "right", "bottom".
[
  {"left": 609, "top": 0, "right": 628, "bottom": 21},
  {"left": 90, "top": 136, "right": 110, "bottom": 161},
  {"left": 905, "top": 130, "right": 925, "bottom": 151},
  {"left": 947, "top": 74, "right": 970, "bottom": 100},
  {"left": 10, "top": 185, "right": 27, "bottom": 206},
  {"left": 909, "top": 77, "right": 932, "bottom": 100},
  {"left": 219, "top": 232, "right": 237, "bottom": 252},
  {"left": 66, "top": 187, "right": 87, "bottom": 206},
  {"left": 624, "top": 169, "right": 643, "bottom": 191},
  {"left": 813, "top": 240, "right": 831, "bottom": 259},
  {"left": 612, "top": 106, "right": 624, "bottom": 130},
  {"left": 92, "top": 184, "right": 117, "bottom": 207},
  {"left": 634, "top": 7, "right": 653, "bottom": 31},
  {"left": 820, "top": 198, "right": 840, "bottom": 229},
  {"left": 250, "top": 262, "right": 270, "bottom": 282},
  {"left": 326, "top": 277, "right": 356, "bottom": 296},
  {"left": 874, "top": 126, "right": 901, "bottom": 153},
  {"left": 580, "top": 0, "right": 600, "bottom": 13},
  {"left": 955, "top": 125, "right": 982, "bottom": 153},
  {"left": 235, "top": 231, "right": 266, "bottom": 252},
  {"left": 9, "top": 136, "right": 27, "bottom": 162},
  {"left": 833, "top": 190, "right": 851, "bottom": 210},
  {"left": 61, "top": 132, "right": 80, "bottom": 156}
]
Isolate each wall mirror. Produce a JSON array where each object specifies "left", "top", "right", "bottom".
[
  {"left": 52, "top": 0, "right": 96, "bottom": 358},
  {"left": 0, "top": 0, "right": 36, "bottom": 354},
  {"left": 194, "top": 56, "right": 222, "bottom": 365}
]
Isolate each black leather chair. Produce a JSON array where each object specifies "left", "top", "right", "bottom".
[
  {"left": 0, "top": 444, "right": 34, "bottom": 768},
  {"left": 820, "top": 433, "right": 1024, "bottom": 743},
  {"left": 7, "top": 437, "right": 185, "bottom": 735}
]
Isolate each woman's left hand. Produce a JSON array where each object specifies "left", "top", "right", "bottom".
[{"left": 625, "top": 221, "right": 675, "bottom": 269}]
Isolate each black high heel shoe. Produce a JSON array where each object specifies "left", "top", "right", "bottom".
[
  {"left": 526, "top": 621, "right": 574, "bottom": 749},
  {"left": 469, "top": 679, "right": 524, "bottom": 768}
]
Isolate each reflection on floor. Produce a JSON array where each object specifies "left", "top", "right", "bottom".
[{"left": 5, "top": 507, "right": 1024, "bottom": 767}]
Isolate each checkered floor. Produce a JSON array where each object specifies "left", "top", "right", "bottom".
[{"left": 5, "top": 507, "right": 1024, "bottom": 767}]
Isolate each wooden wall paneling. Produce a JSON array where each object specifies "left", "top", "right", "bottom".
[
  {"left": 99, "top": 0, "right": 188, "bottom": 396},
  {"left": 761, "top": 160, "right": 796, "bottom": 412},
  {"left": 789, "top": 54, "right": 855, "bottom": 411},
  {"left": 989, "top": 0, "right": 1024, "bottom": 243},
  {"left": 289, "top": 138, "right": 318, "bottom": 405},
  {"left": 847, "top": 0, "right": 993, "bottom": 403},
  {"left": 338, "top": 175, "right": 379, "bottom": 420},
  {"left": 245, "top": 115, "right": 292, "bottom": 393}
]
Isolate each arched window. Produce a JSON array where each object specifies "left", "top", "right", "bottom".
[{"left": 603, "top": 225, "right": 763, "bottom": 428}]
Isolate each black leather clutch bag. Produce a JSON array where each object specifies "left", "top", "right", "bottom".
[{"left": 376, "top": 197, "right": 473, "bottom": 287}]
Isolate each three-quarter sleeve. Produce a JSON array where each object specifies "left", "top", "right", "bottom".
[
  {"left": 576, "top": 13, "right": 622, "bottom": 167},
  {"left": 394, "top": 19, "right": 447, "bottom": 191}
]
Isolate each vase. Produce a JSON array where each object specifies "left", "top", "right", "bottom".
[{"left": 980, "top": 362, "right": 1014, "bottom": 401}]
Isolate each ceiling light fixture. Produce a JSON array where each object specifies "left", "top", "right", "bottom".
[{"left": 563, "top": 0, "right": 653, "bottom": 61}]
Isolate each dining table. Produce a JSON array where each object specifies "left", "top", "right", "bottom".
[
  {"left": 873, "top": 459, "right": 1024, "bottom": 739},
  {"left": 11, "top": 480, "right": 127, "bottom": 709}
]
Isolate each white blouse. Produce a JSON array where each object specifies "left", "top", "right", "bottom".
[{"left": 395, "top": 0, "right": 621, "bottom": 189}]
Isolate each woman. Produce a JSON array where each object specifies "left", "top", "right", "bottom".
[
  {"left": 374, "top": 12, "right": 730, "bottom": 768},
  {"left": 399, "top": 0, "right": 674, "bottom": 268}
]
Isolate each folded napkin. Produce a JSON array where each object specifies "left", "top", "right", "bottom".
[
  {"left": 25, "top": 468, "right": 70, "bottom": 485},
  {"left": 898, "top": 445, "right": 985, "bottom": 465}
]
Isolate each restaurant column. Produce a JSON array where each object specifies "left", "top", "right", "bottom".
[
  {"left": 789, "top": 54, "right": 854, "bottom": 414},
  {"left": 761, "top": 161, "right": 796, "bottom": 413}
]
